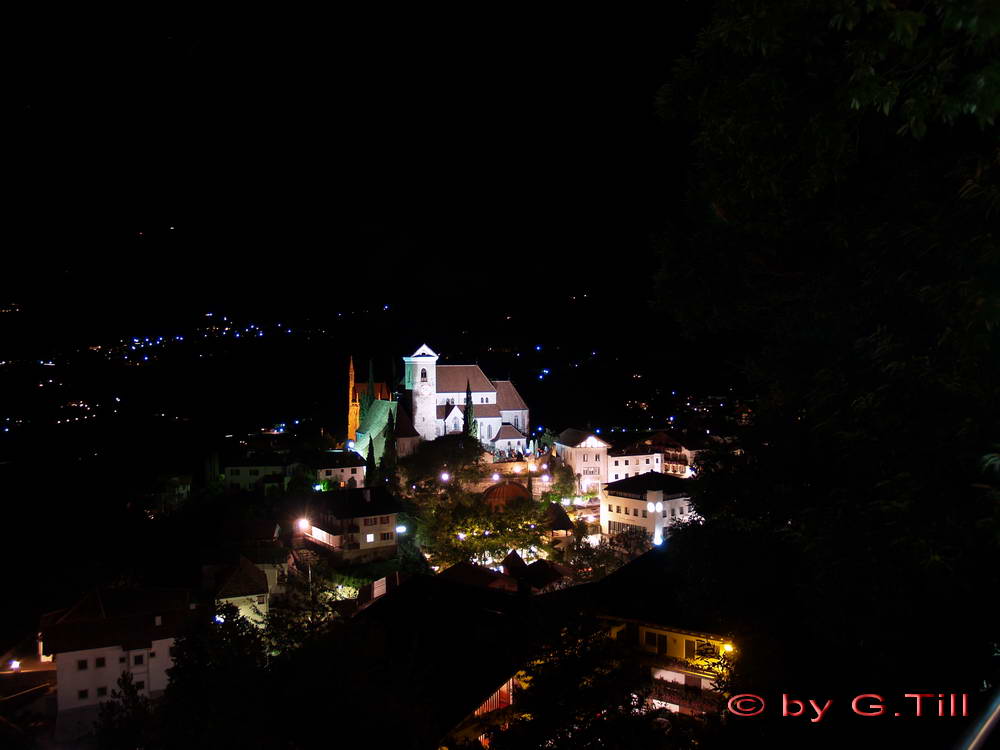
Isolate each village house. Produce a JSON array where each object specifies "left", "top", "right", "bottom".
[{"left": 38, "top": 588, "right": 197, "bottom": 741}]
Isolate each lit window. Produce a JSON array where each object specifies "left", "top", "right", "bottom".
[{"left": 366, "top": 533, "right": 375, "bottom": 543}]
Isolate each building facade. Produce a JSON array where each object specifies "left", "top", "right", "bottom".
[
  {"left": 402, "top": 344, "right": 529, "bottom": 452},
  {"left": 599, "top": 473, "right": 695, "bottom": 543},
  {"left": 39, "top": 589, "right": 196, "bottom": 741},
  {"left": 554, "top": 428, "right": 611, "bottom": 493}
]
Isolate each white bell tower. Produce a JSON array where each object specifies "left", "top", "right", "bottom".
[{"left": 403, "top": 344, "right": 439, "bottom": 442}]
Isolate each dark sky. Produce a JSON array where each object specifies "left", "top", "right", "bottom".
[{"left": 8, "top": 13, "right": 705, "bottom": 329}]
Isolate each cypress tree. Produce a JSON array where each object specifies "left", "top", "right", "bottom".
[
  {"left": 381, "top": 409, "right": 398, "bottom": 487},
  {"left": 464, "top": 380, "right": 476, "bottom": 438},
  {"left": 365, "top": 439, "right": 378, "bottom": 486}
]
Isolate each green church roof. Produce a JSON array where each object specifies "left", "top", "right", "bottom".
[{"left": 354, "top": 399, "right": 399, "bottom": 464}]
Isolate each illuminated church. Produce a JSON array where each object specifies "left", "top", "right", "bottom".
[
  {"left": 403, "top": 344, "right": 529, "bottom": 454},
  {"left": 346, "top": 345, "right": 530, "bottom": 462}
]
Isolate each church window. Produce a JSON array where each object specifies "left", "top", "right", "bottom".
[{"left": 420, "top": 368, "right": 427, "bottom": 382}]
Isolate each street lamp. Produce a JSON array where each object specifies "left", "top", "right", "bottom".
[
  {"left": 440, "top": 472, "right": 450, "bottom": 482},
  {"left": 297, "top": 518, "right": 310, "bottom": 532}
]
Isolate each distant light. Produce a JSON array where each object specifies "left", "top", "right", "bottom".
[
  {"left": 655, "top": 501, "right": 663, "bottom": 512},
  {"left": 440, "top": 472, "right": 450, "bottom": 482},
  {"left": 297, "top": 518, "right": 310, "bottom": 532},
  {"left": 723, "top": 644, "right": 734, "bottom": 653},
  {"left": 595, "top": 428, "right": 601, "bottom": 433},
  {"left": 535, "top": 345, "right": 541, "bottom": 351},
  {"left": 491, "top": 473, "right": 500, "bottom": 481},
  {"left": 457, "top": 532, "right": 466, "bottom": 540},
  {"left": 395, "top": 525, "right": 407, "bottom": 534},
  {"left": 541, "top": 463, "right": 548, "bottom": 470},
  {"left": 653, "top": 533, "right": 663, "bottom": 546},
  {"left": 528, "top": 463, "right": 537, "bottom": 472},
  {"left": 9, "top": 660, "right": 20, "bottom": 670},
  {"left": 647, "top": 502, "right": 655, "bottom": 513},
  {"left": 347, "top": 440, "right": 355, "bottom": 449},
  {"left": 541, "top": 474, "right": 550, "bottom": 482},
  {"left": 313, "top": 484, "right": 323, "bottom": 491},
  {"left": 512, "top": 466, "right": 522, "bottom": 474},
  {"left": 214, "top": 614, "right": 225, "bottom": 624}
]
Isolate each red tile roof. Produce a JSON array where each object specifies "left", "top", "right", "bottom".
[
  {"left": 435, "top": 365, "right": 496, "bottom": 393},
  {"left": 494, "top": 380, "right": 528, "bottom": 411}
]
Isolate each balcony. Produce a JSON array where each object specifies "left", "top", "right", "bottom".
[{"left": 649, "top": 679, "right": 723, "bottom": 714}]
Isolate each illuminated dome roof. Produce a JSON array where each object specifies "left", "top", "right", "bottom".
[{"left": 483, "top": 481, "right": 530, "bottom": 509}]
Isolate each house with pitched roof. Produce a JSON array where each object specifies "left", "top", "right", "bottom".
[
  {"left": 38, "top": 588, "right": 197, "bottom": 740},
  {"left": 402, "top": 344, "right": 530, "bottom": 452}
]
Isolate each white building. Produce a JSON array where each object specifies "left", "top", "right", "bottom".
[
  {"left": 402, "top": 344, "right": 529, "bottom": 452},
  {"left": 297, "top": 486, "right": 404, "bottom": 564},
  {"left": 222, "top": 452, "right": 288, "bottom": 491},
  {"left": 554, "top": 428, "right": 611, "bottom": 493},
  {"left": 608, "top": 447, "right": 664, "bottom": 482},
  {"left": 599, "top": 472, "right": 696, "bottom": 543},
  {"left": 39, "top": 588, "right": 197, "bottom": 742},
  {"left": 203, "top": 556, "right": 270, "bottom": 624},
  {"left": 308, "top": 450, "right": 367, "bottom": 488}
]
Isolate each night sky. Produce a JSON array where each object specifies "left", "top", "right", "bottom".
[{"left": 8, "top": 15, "right": 705, "bottom": 333}]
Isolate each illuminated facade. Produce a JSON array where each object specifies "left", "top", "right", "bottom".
[
  {"left": 554, "top": 428, "right": 611, "bottom": 492},
  {"left": 607, "top": 617, "right": 734, "bottom": 715},
  {"left": 599, "top": 472, "right": 695, "bottom": 542},
  {"left": 403, "top": 344, "right": 529, "bottom": 452}
]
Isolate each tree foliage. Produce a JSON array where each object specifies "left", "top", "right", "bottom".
[{"left": 652, "top": 0, "right": 1000, "bottom": 743}]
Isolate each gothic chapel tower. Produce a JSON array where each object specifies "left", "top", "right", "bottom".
[
  {"left": 347, "top": 356, "right": 361, "bottom": 441},
  {"left": 403, "top": 344, "right": 439, "bottom": 442}
]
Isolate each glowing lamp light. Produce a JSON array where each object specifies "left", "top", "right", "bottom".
[
  {"left": 214, "top": 614, "right": 225, "bottom": 624},
  {"left": 647, "top": 502, "right": 655, "bottom": 513},
  {"left": 528, "top": 463, "right": 537, "bottom": 471},
  {"left": 723, "top": 644, "right": 734, "bottom": 653},
  {"left": 491, "top": 473, "right": 500, "bottom": 481},
  {"left": 653, "top": 533, "right": 663, "bottom": 546},
  {"left": 9, "top": 660, "right": 20, "bottom": 671},
  {"left": 513, "top": 466, "right": 522, "bottom": 474},
  {"left": 395, "top": 525, "right": 407, "bottom": 534},
  {"left": 440, "top": 472, "right": 450, "bottom": 482},
  {"left": 655, "top": 501, "right": 663, "bottom": 512},
  {"left": 313, "top": 484, "right": 323, "bottom": 491},
  {"left": 297, "top": 518, "right": 310, "bottom": 532},
  {"left": 347, "top": 440, "right": 355, "bottom": 449},
  {"left": 541, "top": 474, "right": 550, "bottom": 482},
  {"left": 457, "top": 532, "right": 466, "bottom": 540},
  {"left": 541, "top": 463, "right": 548, "bottom": 470}
]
